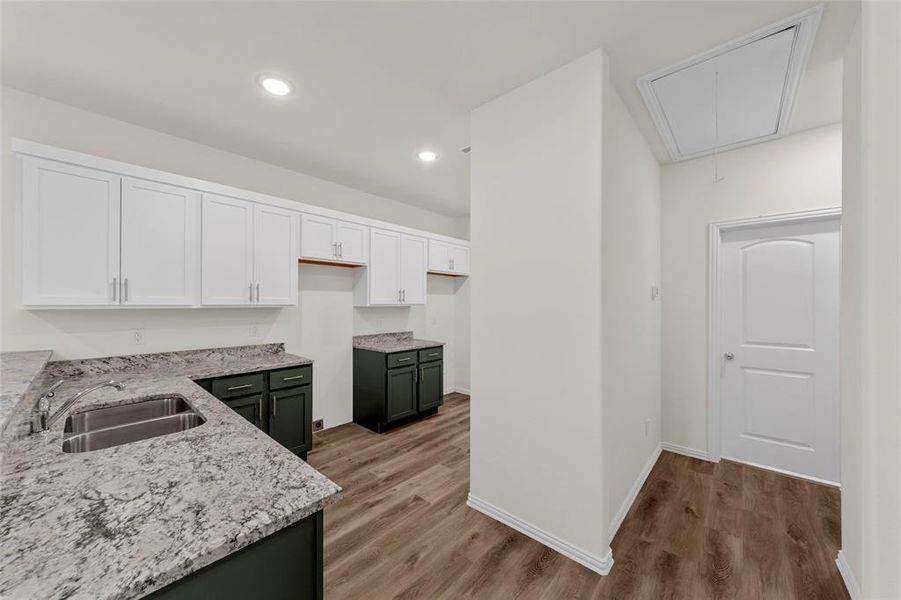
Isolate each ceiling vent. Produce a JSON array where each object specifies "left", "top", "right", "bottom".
[{"left": 636, "top": 6, "right": 822, "bottom": 162}]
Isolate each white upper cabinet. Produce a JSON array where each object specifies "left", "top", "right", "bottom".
[
  {"left": 400, "top": 234, "right": 427, "bottom": 305},
  {"left": 254, "top": 203, "right": 298, "bottom": 306},
  {"left": 427, "top": 239, "right": 470, "bottom": 276},
  {"left": 300, "top": 214, "right": 368, "bottom": 265},
  {"left": 355, "top": 229, "right": 427, "bottom": 306},
  {"left": 121, "top": 178, "right": 199, "bottom": 306},
  {"left": 335, "top": 220, "right": 368, "bottom": 264},
  {"left": 366, "top": 228, "right": 402, "bottom": 305},
  {"left": 21, "top": 158, "right": 121, "bottom": 306},
  {"left": 202, "top": 194, "right": 255, "bottom": 305}
]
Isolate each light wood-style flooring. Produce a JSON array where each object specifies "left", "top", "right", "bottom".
[{"left": 307, "top": 393, "right": 848, "bottom": 599}]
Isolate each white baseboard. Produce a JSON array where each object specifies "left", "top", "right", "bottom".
[
  {"left": 661, "top": 441, "right": 711, "bottom": 462},
  {"left": 608, "top": 443, "right": 662, "bottom": 540},
  {"left": 453, "top": 387, "right": 471, "bottom": 395},
  {"left": 466, "top": 493, "right": 614, "bottom": 576},
  {"left": 835, "top": 550, "right": 861, "bottom": 599}
]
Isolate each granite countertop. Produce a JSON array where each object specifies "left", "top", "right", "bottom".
[
  {"left": 0, "top": 344, "right": 340, "bottom": 600},
  {"left": 353, "top": 331, "right": 445, "bottom": 353},
  {"left": 0, "top": 350, "right": 53, "bottom": 439}
]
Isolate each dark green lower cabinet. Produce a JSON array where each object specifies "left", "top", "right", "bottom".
[
  {"left": 386, "top": 366, "right": 417, "bottom": 422},
  {"left": 269, "top": 386, "right": 312, "bottom": 454},
  {"left": 418, "top": 360, "right": 444, "bottom": 411},
  {"left": 195, "top": 367, "right": 313, "bottom": 458},
  {"left": 353, "top": 346, "right": 444, "bottom": 432},
  {"left": 144, "top": 510, "right": 323, "bottom": 600},
  {"left": 223, "top": 394, "right": 263, "bottom": 430}
]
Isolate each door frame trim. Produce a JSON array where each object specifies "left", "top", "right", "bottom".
[{"left": 706, "top": 207, "right": 842, "bottom": 462}]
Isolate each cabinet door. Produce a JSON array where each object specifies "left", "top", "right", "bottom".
[
  {"left": 335, "top": 220, "right": 368, "bottom": 264},
  {"left": 201, "top": 194, "right": 254, "bottom": 305},
  {"left": 450, "top": 245, "right": 470, "bottom": 275},
  {"left": 418, "top": 360, "right": 444, "bottom": 411},
  {"left": 368, "top": 228, "right": 401, "bottom": 305},
  {"left": 121, "top": 178, "right": 199, "bottom": 306},
  {"left": 224, "top": 395, "right": 264, "bottom": 430},
  {"left": 21, "top": 158, "right": 121, "bottom": 306},
  {"left": 386, "top": 366, "right": 417, "bottom": 422},
  {"left": 428, "top": 240, "right": 452, "bottom": 273},
  {"left": 254, "top": 204, "right": 298, "bottom": 306},
  {"left": 400, "top": 234, "right": 427, "bottom": 304},
  {"left": 300, "top": 214, "right": 337, "bottom": 261},
  {"left": 269, "top": 386, "right": 312, "bottom": 454}
]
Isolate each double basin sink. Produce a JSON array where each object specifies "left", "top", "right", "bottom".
[{"left": 62, "top": 396, "right": 205, "bottom": 453}]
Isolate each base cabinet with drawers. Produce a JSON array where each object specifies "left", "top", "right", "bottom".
[
  {"left": 195, "top": 365, "right": 313, "bottom": 458},
  {"left": 353, "top": 346, "right": 444, "bottom": 432}
]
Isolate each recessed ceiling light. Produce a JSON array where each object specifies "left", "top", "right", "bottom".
[
  {"left": 418, "top": 150, "right": 437, "bottom": 162},
  {"left": 259, "top": 75, "right": 293, "bottom": 97}
]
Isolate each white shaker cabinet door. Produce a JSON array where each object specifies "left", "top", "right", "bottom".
[
  {"left": 254, "top": 203, "right": 298, "bottom": 306},
  {"left": 201, "top": 193, "right": 254, "bottom": 305},
  {"left": 427, "top": 239, "right": 452, "bottom": 273},
  {"left": 449, "top": 244, "right": 470, "bottom": 275},
  {"left": 300, "top": 214, "right": 338, "bottom": 261},
  {"left": 368, "top": 228, "right": 401, "bottom": 305},
  {"left": 120, "top": 178, "right": 199, "bottom": 306},
  {"left": 400, "top": 234, "right": 427, "bottom": 305},
  {"left": 21, "top": 158, "right": 121, "bottom": 306},
  {"left": 335, "top": 220, "right": 369, "bottom": 265}
]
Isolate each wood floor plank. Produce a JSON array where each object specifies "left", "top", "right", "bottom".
[{"left": 306, "top": 395, "right": 848, "bottom": 599}]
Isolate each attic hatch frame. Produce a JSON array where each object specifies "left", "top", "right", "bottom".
[{"left": 636, "top": 5, "right": 823, "bottom": 162}]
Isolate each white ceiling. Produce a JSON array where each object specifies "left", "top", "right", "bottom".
[{"left": 1, "top": 1, "right": 859, "bottom": 217}]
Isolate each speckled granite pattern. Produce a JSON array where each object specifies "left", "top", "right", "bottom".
[
  {"left": 0, "top": 345, "right": 340, "bottom": 600},
  {"left": 353, "top": 331, "right": 445, "bottom": 353},
  {"left": 0, "top": 350, "right": 53, "bottom": 438}
]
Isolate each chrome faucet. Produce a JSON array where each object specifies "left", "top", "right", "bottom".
[{"left": 33, "top": 380, "right": 125, "bottom": 432}]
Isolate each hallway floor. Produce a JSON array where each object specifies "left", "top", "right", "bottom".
[{"left": 307, "top": 394, "right": 848, "bottom": 599}]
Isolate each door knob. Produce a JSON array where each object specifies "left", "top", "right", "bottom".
[{"left": 724, "top": 352, "right": 735, "bottom": 361}]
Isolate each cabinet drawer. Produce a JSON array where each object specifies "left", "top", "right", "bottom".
[
  {"left": 270, "top": 365, "right": 313, "bottom": 391},
  {"left": 211, "top": 372, "right": 265, "bottom": 399},
  {"left": 418, "top": 347, "right": 443, "bottom": 363},
  {"left": 386, "top": 351, "right": 417, "bottom": 369}
]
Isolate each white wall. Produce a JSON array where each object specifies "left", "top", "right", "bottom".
[
  {"left": 0, "top": 87, "right": 468, "bottom": 430},
  {"left": 839, "top": 4, "right": 901, "bottom": 598},
  {"left": 601, "top": 84, "right": 661, "bottom": 537},
  {"left": 470, "top": 50, "right": 609, "bottom": 568},
  {"left": 660, "top": 124, "right": 843, "bottom": 454}
]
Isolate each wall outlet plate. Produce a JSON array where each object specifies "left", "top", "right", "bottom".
[{"left": 313, "top": 419, "right": 324, "bottom": 432}]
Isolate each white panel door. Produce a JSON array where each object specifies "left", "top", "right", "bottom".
[
  {"left": 201, "top": 194, "right": 254, "bottom": 305},
  {"left": 400, "top": 234, "right": 427, "bottom": 305},
  {"left": 121, "top": 178, "right": 199, "bottom": 306},
  {"left": 300, "top": 214, "right": 337, "bottom": 261},
  {"left": 335, "top": 220, "right": 368, "bottom": 264},
  {"left": 254, "top": 204, "right": 297, "bottom": 305},
  {"left": 368, "top": 228, "right": 401, "bottom": 305},
  {"left": 21, "top": 158, "right": 120, "bottom": 306},
  {"left": 428, "top": 239, "right": 452, "bottom": 273},
  {"left": 720, "top": 217, "right": 840, "bottom": 482},
  {"left": 449, "top": 244, "right": 470, "bottom": 275}
]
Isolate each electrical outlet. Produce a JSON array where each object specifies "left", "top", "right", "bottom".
[
  {"left": 133, "top": 329, "right": 145, "bottom": 346},
  {"left": 249, "top": 323, "right": 260, "bottom": 338},
  {"left": 313, "top": 419, "right": 324, "bottom": 432},
  {"left": 650, "top": 285, "right": 660, "bottom": 301}
]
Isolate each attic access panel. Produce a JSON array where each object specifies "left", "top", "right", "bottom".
[{"left": 637, "top": 6, "right": 822, "bottom": 162}]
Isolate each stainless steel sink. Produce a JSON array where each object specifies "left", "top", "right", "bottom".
[{"left": 62, "top": 396, "right": 205, "bottom": 453}]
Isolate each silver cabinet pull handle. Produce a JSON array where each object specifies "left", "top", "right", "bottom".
[
  {"left": 256, "top": 283, "right": 260, "bottom": 303},
  {"left": 333, "top": 242, "right": 338, "bottom": 257},
  {"left": 227, "top": 383, "right": 253, "bottom": 391},
  {"left": 397, "top": 357, "right": 412, "bottom": 362},
  {"left": 250, "top": 283, "right": 254, "bottom": 303},
  {"left": 339, "top": 242, "right": 343, "bottom": 258},
  {"left": 113, "top": 277, "right": 118, "bottom": 302},
  {"left": 282, "top": 375, "right": 304, "bottom": 381},
  {"left": 428, "top": 352, "right": 439, "bottom": 357},
  {"left": 123, "top": 278, "right": 128, "bottom": 302},
  {"left": 272, "top": 394, "right": 278, "bottom": 417},
  {"left": 258, "top": 396, "right": 263, "bottom": 423}
]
